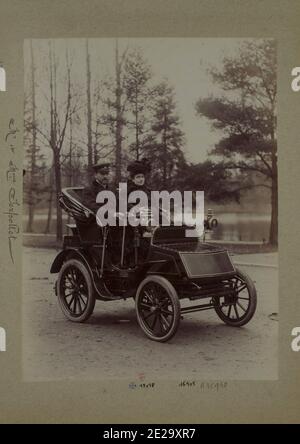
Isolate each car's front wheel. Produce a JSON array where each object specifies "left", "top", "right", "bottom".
[{"left": 135, "top": 275, "right": 181, "bottom": 342}]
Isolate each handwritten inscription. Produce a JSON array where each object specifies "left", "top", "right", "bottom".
[
  {"left": 128, "top": 379, "right": 228, "bottom": 391},
  {"left": 199, "top": 381, "right": 228, "bottom": 391},
  {"left": 178, "top": 380, "right": 228, "bottom": 390},
  {"left": 129, "top": 382, "right": 155, "bottom": 390},
  {"left": 179, "top": 380, "right": 196, "bottom": 387},
  {"left": 3, "top": 119, "right": 20, "bottom": 263}
]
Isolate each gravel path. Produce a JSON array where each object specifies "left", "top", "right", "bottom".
[{"left": 22, "top": 247, "right": 278, "bottom": 381}]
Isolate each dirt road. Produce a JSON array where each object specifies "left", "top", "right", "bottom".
[{"left": 23, "top": 247, "right": 278, "bottom": 381}]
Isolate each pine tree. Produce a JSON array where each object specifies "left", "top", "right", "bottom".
[
  {"left": 146, "top": 81, "right": 185, "bottom": 190},
  {"left": 195, "top": 40, "right": 277, "bottom": 245},
  {"left": 123, "top": 48, "right": 152, "bottom": 161}
]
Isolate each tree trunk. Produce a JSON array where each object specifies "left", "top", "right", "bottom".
[
  {"left": 268, "top": 111, "right": 278, "bottom": 246},
  {"left": 86, "top": 39, "right": 93, "bottom": 172},
  {"left": 49, "top": 42, "right": 62, "bottom": 241},
  {"left": 162, "top": 110, "right": 167, "bottom": 189},
  {"left": 27, "top": 39, "right": 37, "bottom": 233},
  {"left": 69, "top": 112, "right": 73, "bottom": 187},
  {"left": 45, "top": 165, "right": 54, "bottom": 234},
  {"left": 115, "top": 39, "right": 122, "bottom": 186},
  {"left": 27, "top": 203, "right": 34, "bottom": 232},
  {"left": 54, "top": 150, "right": 63, "bottom": 241},
  {"left": 135, "top": 85, "right": 139, "bottom": 160},
  {"left": 269, "top": 152, "right": 278, "bottom": 245}
]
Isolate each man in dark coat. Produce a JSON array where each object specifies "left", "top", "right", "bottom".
[{"left": 82, "top": 162, "right": 111, "bottom": 212}]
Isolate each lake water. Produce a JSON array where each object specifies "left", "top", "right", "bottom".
[
  {"left": 208, "top": 212, "right": 271, "bottom": 242},
  {"left": 175, "top": 212, "right": 271, "bottom": 242},
  {"left": 23, "top": 212, "right": 272, "bottom": 243}
]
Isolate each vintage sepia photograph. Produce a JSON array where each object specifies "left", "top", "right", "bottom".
[{"left": 22, "top": 38, "right": 278, "bottom": 381}]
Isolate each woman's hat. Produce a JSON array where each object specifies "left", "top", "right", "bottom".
[{"left": 127, "top": 159, "right": 151, "bottom": 176}]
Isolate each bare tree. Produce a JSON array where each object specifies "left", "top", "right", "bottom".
[
  {"left": 24, "top": 40, "right": 46, "bottom": 232},
  {"left": 27, "top": 40, "right": 37, "bottom": 232},
  {"left": 27, "top": 42, "right": 78, "bottom": 240},
  {"left": 101, "top": 40, "right": 128, "bottom": 185}
]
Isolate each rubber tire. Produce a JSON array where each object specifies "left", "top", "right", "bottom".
[
  {"left": 57, "top": 258, "right": 96, "bottom": 322},
  {"left": 214, "top": 267, "right": 257, "bottom": 327},
  {"left": 135, "top": 275, "right": 181, "bottom": 342}
]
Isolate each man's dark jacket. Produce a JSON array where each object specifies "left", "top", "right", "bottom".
[{"left": 82, "top": 179, "right": 107, "bottom": 213}]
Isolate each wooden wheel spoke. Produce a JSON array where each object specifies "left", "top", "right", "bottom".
[
  {"left": 144, "top": 290, "right": 154, "bottom": 304},
  {"left": 69, "top": 268, "right": 76, "bottom": 282},
  {"left": 150, "top": 313, "right": 158, "bottom": 330},
  {"left": 67, "top": 295, "right": 75, "bottom": 309},
  {"left": 227, "top": 305, "right": 232, "bottom": 318},
  {"left": 140, "top": 302, "right": 152, "bottom": 310},
  {"left": 160, "top": 298, "right": 170, "bottom": 308},
  {"left": 160, "top": 313, "right": 171, "bottom": 331},
  {"left": 237, "top": 283, "right": 247, "bottom": 294},
  {"left": 77, "top": 275, "right": 86, "bottom": 288},
  {"left": 71, "top": 268, "right": 78, "bottom": 283},
  {"left": 72, "top": 296, "right": 77, "bottom": 314},
  {"left": 76, "top": 296, "right": 82, "bottom": 313},
  {"left": 64, "top": 279, "right": 73, "bottom": 289},
  {"left": 79, "top": 291, "right": 88, "bottom": 300},
  {"left": 144, "top": 311, "right": 156, "bottom": 321},
  {"left": 78, "top": 294, "right": 87, "bottom": 310},
  {"left": 237, "top": 301, "right": 247, "bottom": 312},
  {"left": 234, "top": 304, "right": 240, "bottom": 319},
  {"left": 156, "top": 316, "right": 164, "bottom": 334},
  {"left": 161, "top": 308, "right": 173, "bottom": 316},
  {"left": 66, "top": 274, "right": 75, "bottom": 286}
]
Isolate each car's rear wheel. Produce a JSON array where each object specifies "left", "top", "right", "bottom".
[
  {"left": 57, "top": 259, "right": 96, "bottom": 322},
  {"left": 214, "top": 268, "right": 257, "bottom": 327},
  {"left": 135, "top": 275, "right": 181, "bottom": 342}
]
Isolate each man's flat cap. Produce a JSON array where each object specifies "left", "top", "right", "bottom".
[{"left": 92, "top": 162, "right": 111, "bottom": 171}]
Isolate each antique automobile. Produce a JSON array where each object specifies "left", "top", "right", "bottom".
[{"left": 50, "top": 187, "right": 257, "bottom": 342}]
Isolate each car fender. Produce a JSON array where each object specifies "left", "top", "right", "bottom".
[
  {"left": 50, "top": 248, "right": 93, "bottom": 274},
  {"left": 50, "top": 247, "right": 119, "bottom": 301}
]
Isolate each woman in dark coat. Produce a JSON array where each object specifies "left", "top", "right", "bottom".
[
  {"left": 125, "top": 159, "right": 152, "bottom": 263},
  {"left": 126, "top": 158, "right": 151, "bottom": 200}
]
